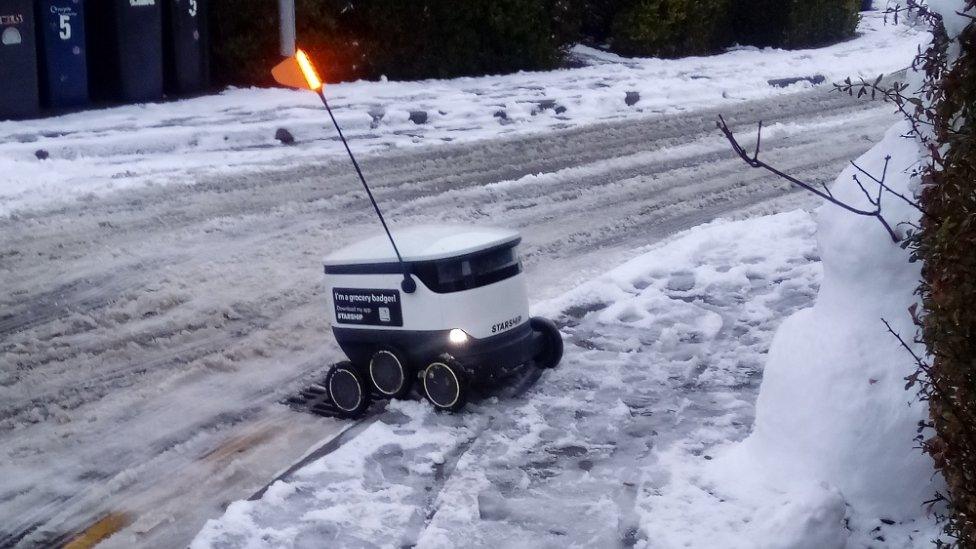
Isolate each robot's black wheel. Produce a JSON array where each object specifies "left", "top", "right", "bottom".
[
  {"left": 422, "top": 358, "right": 468, "bottom": 413},
  {"left": 531, "top": 317, "right": 563, "bottom": 369},
  {"left": 327, "top": 361, "right": 371, "bottom": 419},
  {"left": 369, "top": 348, "right": 413, "bottom": 399}
]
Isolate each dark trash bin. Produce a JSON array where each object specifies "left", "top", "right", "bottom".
[
  {"left": 37, "top": 0, "right": 89, "bottom": 108},
  {"left": 0, "top": 0, "right": 40, "bottom": 119},
  {"left": 87, "top": 0, "right": 163, "bottom": 102},
  {"left": 163, "top": 0, "right": 208, "bottom": 94}
]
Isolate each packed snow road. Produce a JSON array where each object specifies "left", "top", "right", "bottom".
[{"left": 1, "top": 86, "right": 898, "bottom": 548}]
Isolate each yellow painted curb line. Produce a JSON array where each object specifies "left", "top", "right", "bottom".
[{"left": 63, "top": 512, "right": 132, "bottom": 549}]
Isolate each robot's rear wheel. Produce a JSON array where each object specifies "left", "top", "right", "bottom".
[
  {"left": 327, "top": 361, "right": 371, "bottom": 419},
  {"left": 369, "top": 348, "right": 413, "bottom": 399},
  {"left": 531, "top": 317, "right": 563, "bottom": 369},
  {"left": 422, "top": 358, "right": 468, "bottom": 413}
]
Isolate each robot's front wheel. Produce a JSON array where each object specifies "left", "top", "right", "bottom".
[
  {"left": 327, "top": 361, "right": 371, "bottom": 419},
  {"left": 422, "top": 358, "right": 468, "bottom": 413},
  {"left": 369, "top": 348, "right": 413, "bottom": 399},
  {"left": 531, "top": 317, "right": 564, "bottom": 369}
]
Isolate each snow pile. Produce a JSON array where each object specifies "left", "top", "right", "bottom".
[
  {"left": 0, "top": 11, "right": 925, "bottom": 215},
  {"left": 192, "top": 211, "right": 823, "bottom": 548},
  {"left": 737, "top": 122, "right": 933, "bottom": 515},
  {"left": 930, "top": 0, "right": 973, "bottom": 40},
  {"left": 639, "top": 121, "right": 941, "bottom": 546}
]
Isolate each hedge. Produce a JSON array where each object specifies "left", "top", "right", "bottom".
[
  {"left": 354, "top": 0, "right": 566, "bottom": 80},
  {"left": 730, "top": 0, "right": 789, "bottom": 48},
  {"left": 610, "top": 0, "right": 732, "bottom": 58},
  {"left": 209, "top": 0, "right": 864, "bottom": 86},
  {"left": 208, "top": 0, "right": 571, "bottom": 86},
  {"left": 783, "top": 0, "right": 860, "bottom": 48},
  {"left": 578, "top": 0, "right": 625, "bottom": 44},
  {"left": 732, "top": 0, "right": 860, "bottom": 50},
  {"left": 916, "top": 4, "right": 976, "bottom": 543}
]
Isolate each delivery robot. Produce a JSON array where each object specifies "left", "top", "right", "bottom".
[
  {"left": 318, "top": 225, "right": 562, "bottom": 417},
  {"left": 272, "top": 51, "right": 562, "bottom": 418}
]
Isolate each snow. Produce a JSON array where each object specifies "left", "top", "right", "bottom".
[
  {"left": 0, "top": 11, "right": 926, "bottom": 216},
  {"left": 0, "top": 83, "right": 896, "bottom": 547},
  {"left": 632, "top": 2, "right": 976, "bottom": 544},
  {"left": 638, "top": 121, "right": 942, "bottom": 547},
  {"left": 0, "top": 6, "right": 943, "bottom": 546},
  {"left": 929, "top": 0, "right": 974, "bottom": 40},
  {"left": 190, "top": 65, "right": 946, "bottom": 549},
  {"left": 192, "top": 209, "right": 825, "bottom": 548},
  {"left": 191, "top": 124, "right": 941, "bottom": 549},
  {"left": 743, "top": 123, "right": 932, "bottom": 517}
]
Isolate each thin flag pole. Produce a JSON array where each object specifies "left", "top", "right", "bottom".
[{"left": 315, "top": 89, "right": 416, "bottom": 293}]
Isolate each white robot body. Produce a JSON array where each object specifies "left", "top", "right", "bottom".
[
  {"left": 324, "top": 225, "right": 530, "bottom": 340},
  {"left": 325, "top": 271, "right": 530, "bottom": 340},
  {"left": 319, "top": 225, "right": 562, "bottom": 415}
]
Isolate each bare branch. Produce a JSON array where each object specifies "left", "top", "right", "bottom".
[
  {"left": 754, "top": 120, "right": 762, "bottom": 163},
  {"left": 852, "top": 174, "right": 878, "bottom": 205},
  {"left": 882, "top": 318, "right": 976, "bottom": 450},
  {"left": 850, "top": 160, "right": 929, "bottom": 216},
  {"left": 821, "top": 182, "right": 834, "bottom": 198},
  {"left": 716, "top": 116, "right": 902, "bottom": 242},
  {"left": 834, "top": 77, "right": 936, "bottom": 144}
]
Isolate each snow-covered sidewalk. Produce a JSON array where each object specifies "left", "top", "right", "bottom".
[
  {"left": 635, "top": 121, "right": 940, "bottom": 549},
  {"left": 192, "top": 210, "right": 823, "bottom": 548},
  {"left": 0, "top": 12, "right": 925, "bottom": 215}
]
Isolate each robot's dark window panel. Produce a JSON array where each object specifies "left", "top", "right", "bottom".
[{"left": 416, "top": 245, "right": 522, "bottom": 293}]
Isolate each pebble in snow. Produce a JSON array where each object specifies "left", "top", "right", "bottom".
[
  {"left": 274, "top": 128, "right": 296, "bottom": 145},
  {"left": 409, "top": 110, "right": 428, "bottom": 125}
]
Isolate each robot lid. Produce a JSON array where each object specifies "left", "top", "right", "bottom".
[{"left": 323, "top": 225, "right": 521, "bottom": 267}]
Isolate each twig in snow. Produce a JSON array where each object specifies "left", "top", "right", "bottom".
[
  {"left": 851, "top": 159, "right": 928, "bottom": 216},
  {"left": 883, "top": 317, "right": 976, "bottom": 451}
]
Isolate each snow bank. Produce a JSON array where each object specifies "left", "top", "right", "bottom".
[
  {"left": 735, "top": 121, "right": 933, "bottom": 516},
  {"left": 0, "top": 12, "right": 925, "bottom": 215},
  {"left": 929, "top": 0, "right": 972, "bottom": 40},
  {"left": 640, "top": 121, "right": 941, "bottom": 547}
]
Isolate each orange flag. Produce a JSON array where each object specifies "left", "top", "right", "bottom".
[{"left": 272, "top": 49, "right": 323, "bottom": 91}]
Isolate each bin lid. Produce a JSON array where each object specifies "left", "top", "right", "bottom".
[{"left": 324, "top": 225, "right": 521, "bottom": 266}]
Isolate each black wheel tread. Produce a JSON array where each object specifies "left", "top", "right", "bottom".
[
  {"left": 327, "top": 361, "right": 371, "bottom": 419},
  {"left": 422, "top": 357, "right": 468, "bottom": 413},
  {"left": 368, "top": 347, "right": 413, "bottom": 399},
  {"left": 530, "top": 316, "right": 564, "bottom": 369}
]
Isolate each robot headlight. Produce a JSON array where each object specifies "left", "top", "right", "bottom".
[{"left": 449, "top": 328, "right": 469, "bottom": 345}]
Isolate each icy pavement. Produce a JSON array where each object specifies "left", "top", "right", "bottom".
[
  {"left": 0, "top": 11, "right": 926, "bottom": 215},
  {"left": 192, "top": 210, "right": 822, "bottom": 548}
]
